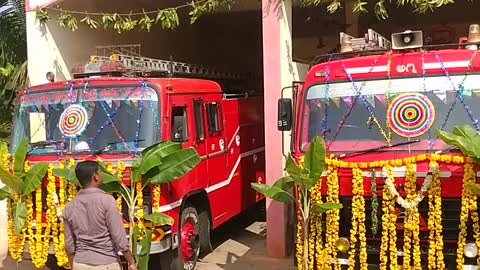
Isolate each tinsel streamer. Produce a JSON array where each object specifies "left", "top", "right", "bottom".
[{"left": 134, "top": 82, "right": 146, "bottom": 154}]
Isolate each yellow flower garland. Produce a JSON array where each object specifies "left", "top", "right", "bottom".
[
  {"left": 54, "top": 162, "right": 69, "bottom": 267},
  {"left": 456, "top": 161, "right": 476, "bottom": 269},
  {"left": 40, "top": 164, "right": 55, "bottom": 266},
  {"left": 324, "top": 165, "right": 340, "bottom": 270},
  {"left": 136, "top": 181, "right": 145, "bottom": 232},
  {"left": 31, "top": 186, "right": 44, "bottom": 268},
  {"left": 347, "top": 167, "right": 367, "bottom": 270},
  {"left": 308, "top": 175, "right": 321, "bottom": 270},
  {"left": 402, "top": 163, "right": 421, "bottom": 269},
  {"left": 152, "top": 185, "right": 161, "bottom": 213},
  {"left": 67, "top": 159, "right": 77, "bottom": 202},
  {"left": 427, "top": 160, "right": 444, "bottom": 270},
  {"left": 378, "top": 165, "right": 397, "bottom": 270},
  {"left": 296, "top": 192, "right": 304, "bottom": 270}
]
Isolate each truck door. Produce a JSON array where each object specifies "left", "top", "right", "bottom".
[
  {"left": 191, "top": 98, "right": 208, "bottom": 185},
  {"left": 204, "top": 100, "right": 228, "bottom": 218}
]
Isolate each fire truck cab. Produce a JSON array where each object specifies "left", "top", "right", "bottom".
[
  {"left": 11, "top": 50, "right": 265, "bottom": 270},
  {"left": 278, "top": 25, "right": 480, "bottom": 268}
]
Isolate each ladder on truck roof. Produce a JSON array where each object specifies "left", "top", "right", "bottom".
[
  {"left": 71, "top": 45, "right": 261, "bottom": 94},
  {"left": 73, "top": 53, "right": 254, "bottom": 82}
]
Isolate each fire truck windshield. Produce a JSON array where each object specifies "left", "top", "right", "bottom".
[
  {"left": 301, "top": 73, "right": 480, "bottom": 153},
  {"left": 11, "top": 86, "right": 160, "bottom": 155}
]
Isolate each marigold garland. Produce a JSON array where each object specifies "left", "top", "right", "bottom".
[
  {"left": 152, "top": 185, "right": 161, "bottom": 213},
  {"left": 54, "top": 162, "right": 69, "bottom": 267},
  {"left": 427, "top": 160, "right": 444, "bottom": 270},
  {"left": 31, "top": 186, "right": 44, "bottom": 268},
  {"left": 324, "top": 165, "right": 340, "bottom": 270},
  {"left": 347, "top": 167, "right": 367, "bottom": 270},
  {"left": 456, "top": 161, "right": 476, "bottom": 269},
  {"left": 308, "top": 174, "right": 322, "bottom": 270},
  {"left": 296, "top": 192, "right": 304, "bottom": 270},
  {"left": 370, "top": 169, "right": 379, "bottom": 236},
  {"left": 379, "top": 165, "right": 397, "bottom": 270},
  {"left": 40, "top": 164, "right": 55, "bottom": 266}
]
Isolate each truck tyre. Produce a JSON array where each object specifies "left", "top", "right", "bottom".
[
  {"left": 177, "top": 206, "right": 200, "bottom": 270},
  {"left": 198, "top": 210, "right": 212, "bottom": 254}
]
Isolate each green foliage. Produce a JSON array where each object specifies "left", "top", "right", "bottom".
[
  {"left": 22, "top": 163, "right": 49, "bottom": 195},
  {"left": 250, "top": 136, "right": 341, "bottom": 270},
  {"left": 311, "top": 202, "right": 343, "bottom": 213},
  {"left": 144, "top": 212, "right": 174, "bottom": 226},
  {"left": 12, "top": 201, "right": 26, "bottom": 235},
  {"left": 58, "top": 12, "right": 78, "bottom": 31},
  {"left": 0, "top": 139, "right": 49, "bottom": 235},
  {"left": 435, "top": 124, "right": 480, "bottom": 163},
  {"left": 35, "top": 0, "right": 235, "bottom": 33},
  {"left": 299, "top": 0, "right": 455, "bottom": 19},
  {"left": 250, "top": 136, "right": 341, "bottom": 211},
  {"left": 251, "top": 182, "right": 295, "bottom": 202},
  {"left": 436, "top": 125, "right": 480, "bottom": 196},
  {"left": 0, "top": 0, "right": 28, "bottom": 139},
  {"left": 135, "top": 229, "right": 153, "bottom": 270}
]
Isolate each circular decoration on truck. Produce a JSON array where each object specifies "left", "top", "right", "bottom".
[
  {"left": 59, "top": 104, "right": 89, "bottom": 138},
  {"left": 387, "top": 93, "right": 435, "bottom": 138}
]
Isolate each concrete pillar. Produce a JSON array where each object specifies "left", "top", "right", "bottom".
[{"left": 262, "top": 0, "right": 308, "bottom": 258}]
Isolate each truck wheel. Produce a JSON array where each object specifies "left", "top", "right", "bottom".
[
  {"left": 198, "top": 210, "right": 212, "bottom": 254},
  {"left": 178, "top": 206, "right": 200, "bottom": 270}
]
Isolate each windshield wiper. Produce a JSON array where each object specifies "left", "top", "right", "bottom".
[
  {"left": 92, "top": 139, "right": 145, "bottom": 156},
  {"left": 338, "top": 139, "right": 421, "bottom": 158}
]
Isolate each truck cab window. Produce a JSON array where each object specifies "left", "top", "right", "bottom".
[
  {"left": 172, "top": 106, "right": 188, "bottom": 142},
  {"left": 193, "top": 100, "right": 205, "bottom": 141},
  {"left": 206, "top": 102, "right": 222, "bottom": 135}
]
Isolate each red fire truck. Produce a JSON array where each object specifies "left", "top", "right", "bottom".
[
  {"left": 11, "top": 50, "right": 265, "bottom": 270},
  {"left": 278, "top": 26, "right": 480, "bottom": 268}
]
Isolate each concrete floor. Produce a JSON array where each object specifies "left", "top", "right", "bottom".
[
  {"left": 197, "top": 221, "right": 294, "bottom": 270},
  {"left": 1, "top": 207, "right": 295, "bottom": 270}
]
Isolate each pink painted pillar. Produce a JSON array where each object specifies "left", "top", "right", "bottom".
[{"left": 262, "top": 0, "right": 292, "bottom": 258}]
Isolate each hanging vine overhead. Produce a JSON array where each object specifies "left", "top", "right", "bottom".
[
  {"left": 35, "top": 0, "right": 457, "bottom": 33},
  {"left": 35, "top": 0, "right": 234, "bottom": 33}
]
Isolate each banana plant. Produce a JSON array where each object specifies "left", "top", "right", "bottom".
[
  {"left": 251, "top": 136, "right": 342, "bottom": 270},
  {"left": 54, "top": 141, "right": 200, "bottom": 270},
  {"left": 0, "top": 138, "right": 49, "bottom": 235},
  {"left": 436, "top": 124, "right": 480, "bottom": 194}
]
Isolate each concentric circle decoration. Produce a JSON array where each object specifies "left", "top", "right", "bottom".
[
  {"left": 58, "top": 104, "right": 89, "bottom": 138},
  {"left": 387, "top": 93, "right": 435, "bottom": 138}
]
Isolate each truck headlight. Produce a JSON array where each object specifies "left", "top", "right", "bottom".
[
  {"left": 464, "top": 243, "right": 478, "bottom": 258},
  {"left": 336, "top": 237, "right": 350, "bottom": 253}
]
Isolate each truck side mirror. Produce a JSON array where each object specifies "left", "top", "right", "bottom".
[{"left": 277, "top": 98, "right": 292, "bottom": 131}]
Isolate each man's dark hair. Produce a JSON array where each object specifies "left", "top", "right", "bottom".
[{"left": 75, "top": 160, "right": 99, "bottom": 187}]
